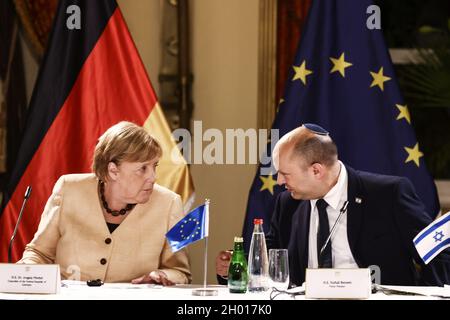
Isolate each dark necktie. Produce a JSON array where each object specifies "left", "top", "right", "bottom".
[{"left": 316, "top": 199, "right": 332, "bottom": 268}]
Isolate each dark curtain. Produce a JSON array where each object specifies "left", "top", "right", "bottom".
[
  {"left": 13, "top": 0, "right": 59, "bottom": 59},
  {"left": 276, "top": 0, "right": 312, "bottom": 104},
  {"left": 0, "top": 0, "right": 27, "bottom": 194},
  {"left": 0, "top": 0, "right": 59, "bottom": 198}
]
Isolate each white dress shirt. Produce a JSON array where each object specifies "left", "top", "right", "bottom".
[{"left": 308, "top": 161, "right": 358, "bottom": 268}]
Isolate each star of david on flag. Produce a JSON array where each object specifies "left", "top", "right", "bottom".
[
  {"left": 414, "top": 211, "right": 450, "bottom": 264},
  {"left": 166, "top": 202, "right": 209, "bottom": 252}
]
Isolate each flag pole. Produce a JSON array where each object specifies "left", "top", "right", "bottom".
[
  {"left": 203, "top": 235, "right": 208, "bottom": 289},
  {"left": 203, "top": 199, "right": 210, "bottom": 289},
  {"left": 192, "top": 199, "right": 218, "bottom": 296}
]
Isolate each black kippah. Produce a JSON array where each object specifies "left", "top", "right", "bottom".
[{"left": 303, "top": 123, "right": 329, "bottom": 136}]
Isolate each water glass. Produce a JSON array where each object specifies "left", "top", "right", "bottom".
[{"left": 268, "top": 249, "right": 289, "bottom": 290}]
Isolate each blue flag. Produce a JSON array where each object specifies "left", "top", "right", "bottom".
[
  {"left": 166, "top": 204, "right": 209, "bottom": 252},
  {"left": 243, "top": 0, "right": 440, "bottom": 252},
  {"left": 414, "top": 211, "right": 450, "bottom": 264}
]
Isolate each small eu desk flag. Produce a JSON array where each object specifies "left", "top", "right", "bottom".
[
  {"left": 414, "top": 211, "right": 450, "bottom": 264},
  {"left": 167, "top": 200, "right": 217, "bottom": 296},
  {"left": 166, "top": 202, "right": 209, "bottom": 252},
  {"left": 242, "top": 0, "right": 440, "bottom": 252}
]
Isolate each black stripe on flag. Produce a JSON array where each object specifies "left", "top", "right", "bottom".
[{"left": 4, "top": 0, "right": 118, "bottom": 207}]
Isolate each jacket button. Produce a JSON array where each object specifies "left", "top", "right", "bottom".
[
  {"left": 100, "top": 258, "right": 107, "bottom": 265},
  {"left": 105, "top": 238, "right": 112, "bottom": 244}
]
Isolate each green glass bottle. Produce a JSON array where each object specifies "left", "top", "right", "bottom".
[{"left": 228, "top": 237, "right": 248, "bottom": 293}]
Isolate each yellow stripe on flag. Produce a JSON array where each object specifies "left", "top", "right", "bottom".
[{"left": 144, "top": 103, "right": 194, "bottom": 211}]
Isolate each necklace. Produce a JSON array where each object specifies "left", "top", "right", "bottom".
[{"left": 99, "top": 181, "right": 136, "bottom": 217}]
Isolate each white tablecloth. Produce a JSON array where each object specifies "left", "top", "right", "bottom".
[{"left": 0, "top": 282, "right": 448, "bottom": 300}]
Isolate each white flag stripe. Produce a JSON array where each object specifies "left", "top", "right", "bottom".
[
  {"left": 423, "top": 242, "right": 450, "bottom": 264},
  {"left": 414, "top": 229, "right": 450, "bottom": 264}
]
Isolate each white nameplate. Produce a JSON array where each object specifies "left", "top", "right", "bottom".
[
  {"left": 0, "top": 264, "right": 61, "bottom": 294},
  {"left": 305, "top": 268, "right": 371, "bottom": 299}
]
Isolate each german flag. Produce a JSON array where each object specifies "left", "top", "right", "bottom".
[{"left": 0, "top": 0, "right": 194, "bottom": 262}]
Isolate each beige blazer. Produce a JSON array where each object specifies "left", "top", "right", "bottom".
[{"left": 19, "top": 174, "right": 191, "bottom": 284}]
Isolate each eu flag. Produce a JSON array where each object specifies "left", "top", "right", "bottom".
[
  {"left": 166, "top": 204, "right": 209, "bottom": 252},
  {"left": 243, "top": 0, "right": 440, "bottom": 252}
]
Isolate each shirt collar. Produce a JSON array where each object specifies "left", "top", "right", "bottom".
[{"left": 311, "top": 161, "right": 347, "bottom": 211}]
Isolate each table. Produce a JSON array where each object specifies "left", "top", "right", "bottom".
[{"left": 0, "top": 282, "right": 448, "bottom": 300}]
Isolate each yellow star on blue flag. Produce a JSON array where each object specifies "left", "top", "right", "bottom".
[
  {"left": 396, "top": 104, "right": 411, "bottom": 124},
  {"left": 404, "top": 143, "right": 424, "bottom": 167},
  {"left": 292, "top": 60, "right": 313, "bottom": 85},
  {"left": 260, "top": 174, "right": 277, "bottom": 195},
  {"left": 166, "top": 204, "right": 208, "bottom": 252},
  {"left": 330, "top": 53, "right": 353, "bottom": 77},
  {"left": 370, "top": 67, "right": 391, "bottom": 91}
]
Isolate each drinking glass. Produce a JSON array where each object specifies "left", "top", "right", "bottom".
[{"left": 268, "top": 249, "right": 289, "bottom": 290}]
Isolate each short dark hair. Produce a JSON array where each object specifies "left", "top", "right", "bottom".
[{"left": 291, "top": 134, "right": 338, "bottom": 168}]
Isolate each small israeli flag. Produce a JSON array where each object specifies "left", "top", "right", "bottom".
[{"left": 413, "top": 211, "right": 450, "bottom": 264}]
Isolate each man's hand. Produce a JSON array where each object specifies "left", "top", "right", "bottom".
[
  {"left": 216, "top": 250, "right": 232, "bottom": 278},
  {"left": 131, "top": 270, "right": 174, "bottom": 286}
]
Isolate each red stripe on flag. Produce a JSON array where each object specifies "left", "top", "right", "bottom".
[{"left": 0, "top": 8, "right": 158, "bottom": 262}]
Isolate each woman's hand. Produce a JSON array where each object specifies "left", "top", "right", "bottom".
[{"left": 131, "top": 270, "right": 174, "bottom": 286}]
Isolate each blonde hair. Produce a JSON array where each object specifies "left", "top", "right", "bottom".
[{"left": 92, "top": 121, "right": 162, "bottom": 181}]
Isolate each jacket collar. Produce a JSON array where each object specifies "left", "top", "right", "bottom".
[
  {"left": 345, "top": 165, "right": 365, "bottom": 266},
  {"left": 289, "top": 200, "right": 311, "bottom": 285}
]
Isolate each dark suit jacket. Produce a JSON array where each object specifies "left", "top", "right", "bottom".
[{"left": 268, "top": 166, "right": 450, "bottom": 286}]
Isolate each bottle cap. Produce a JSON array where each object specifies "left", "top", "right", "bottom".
[
  {"left": 253, "top": 218, "right": 263, "bottom": 225},
  {"left": 234, "top": 237, "right": 243, "bottom": 242}
]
